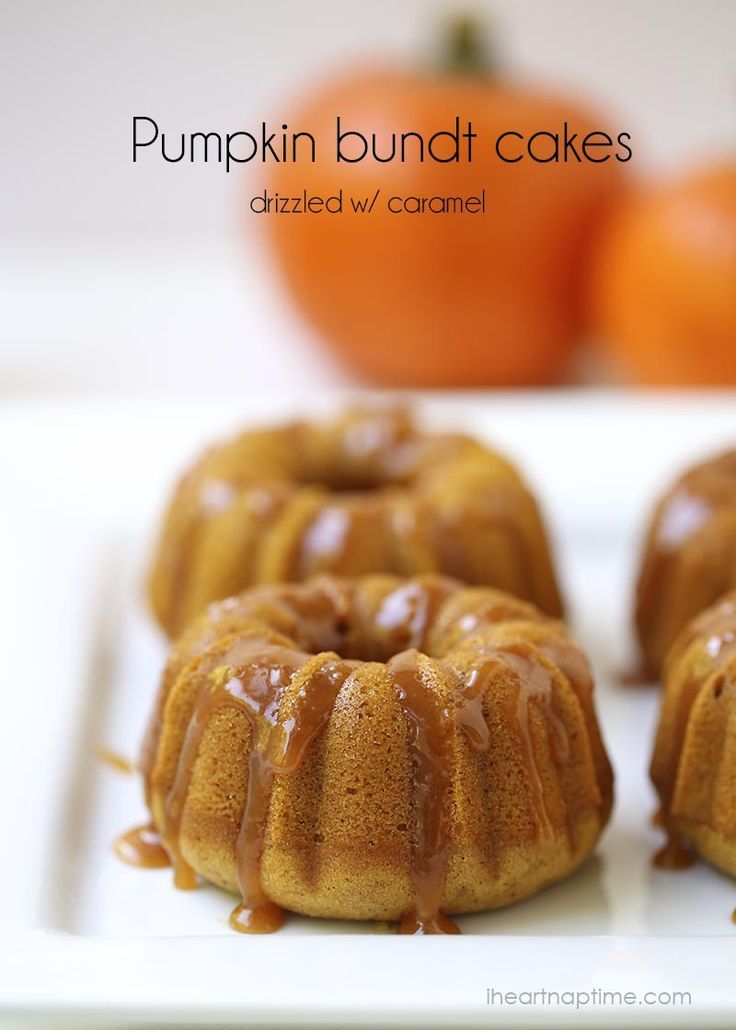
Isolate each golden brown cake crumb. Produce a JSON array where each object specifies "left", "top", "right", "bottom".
[
  {"left": 650, "top": 591, "right": 736, "bottom": 879},
  {"left": 635, "top": 450, "right": 736, "bottom": 681},
  {"left": 148, "top": 408, "right": 564, "bottom": 638},
  {"left": 139, "top": 573, "right": 612, "bottom": 934}
]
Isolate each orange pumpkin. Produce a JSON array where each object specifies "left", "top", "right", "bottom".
[
  {"left": 261, "top": 22, "right": 625, "bottom": 387},
  {"left": 591, "top": 161, "right": 736, "bottom": 385}
]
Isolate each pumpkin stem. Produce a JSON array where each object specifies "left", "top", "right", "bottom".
[{"left": 439, "top": 14, "right": 492, "bottom": 75}]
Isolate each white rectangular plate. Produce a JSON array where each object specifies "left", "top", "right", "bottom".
[{"left": 2, "top": 391, "right": 736, "bottom": 1027}]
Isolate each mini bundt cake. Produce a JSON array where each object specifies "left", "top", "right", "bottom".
[
  {"left": 651, "top": 591, "right": 736, "bottom": 874},
  {"left": 148, "top": 407, "right": 564, "bottom": 638},
  {"left": 635, "top": 449, "right": 736, "bottom": 681},
  {"left": 139, "top": 573, "right": 612, "bottom": 934}
]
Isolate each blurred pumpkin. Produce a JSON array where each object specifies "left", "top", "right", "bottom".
[
  {"left": 263, "top": 19, "right": 625, "bottom": 387},
  {"left": 592, "top": 161, "right": 736, "bottom": 385}
]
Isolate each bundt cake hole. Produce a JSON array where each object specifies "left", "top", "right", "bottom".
[
  {"left": 296, "top": 454, "right": 412, "bottom": 495},
  {"left": 713, "top": 675, "right": 725, "bottom": 699},
  {"left": 294, "top": 611, "right": 424, "bottom": 663},
  {"left": 304, "top": 622, "right": 423, "bottom": 663},
  {"left": 301, "top": 474, "right": 408, "bottom": 495}
]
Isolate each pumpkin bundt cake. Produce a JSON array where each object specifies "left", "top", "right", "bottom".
[
  {"left": 651, "top": 591, "right": 736, "bottom": 874},
  {"left": 137, "top": 573, "right": 613, "bottom": 934},
  {"left": 148, "top": 407, "right": 564, "bottom": 638},
  {"left": 635, "top": 449, "right": 736, "bottom": 681}
]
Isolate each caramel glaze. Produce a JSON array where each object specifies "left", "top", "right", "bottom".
[
  {"left": 653, "top": 831, "right": 695, "bottom": 871},
  {"left": 114, "top": 823, "right": 171, "bottom": 868},
  {"left": 149, "top": 408, "right": 565, "bottom": 639},
  {"left": 389, "top": 650, "right": 456, "bottom": 935},
  {"left": 619, "top": 667, "right": 655, "bottom": 688},
  {"left": 139, "top": 575, "right": 600, "bottom": 934},
  {"left": 635, "top": 452, "right": 736, "bottom": 680},
  {"left": 98, "top": 747, "right": 134, "bottom": 774},
  {"left": 651, "top": 597, "right": 736, "bottom": 870}
]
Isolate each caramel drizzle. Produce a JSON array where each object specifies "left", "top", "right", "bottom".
[
  {"left": 390, "top": 650, "right": 457, "bottom": 935},
  {"left": 393, "top": 640, "right": 573, "bottom": 934},
  {"left": 231, "top": 654, "right": 363, "bottom": 932},
  {"left": 157, "top": 408, "right": 565, "bottom": 639},
  {"left": 374, "top": 578, "right": 455, "bottom": 658},
  {"left": 508, "top": 653, "right": 560, "bottom": 841},
  {"left": 651, "top": 658, "right": 704, "bottom": 872},
  {"left": 165, "top": 473, "right": 291, "bottom": 637},
  {"left": 141, "top": 578, "right": 585, "bottom": 936},
  {"left": 160, "top": 644, "right": 306, "bottom": 890},
  {"left": 271, "top": 576, "right": 354, "bottom": 655},
  {"left": 641, "top": 487, "right": 712, "bottom": 590},
  {"left": 165, "top": 640, "right": 574, "bottom": 934},
  {"left": 652, "top": 598, "right": 736, "bottom": 870},
  {"left": 652, "top": 825, "right": 695, "bottom": 871},
  {"left": 432, "top": 481, "right": 562, "bottom": 619},
  {"left": 399, "top": 648, "right": 493, "bottom": 926},
  {"left": 540, "top": 637, "right": 613, "bottom": 831},
  {"left": 279, "top": 409, "right": 424, "bottom": 580},
  {"left": 160, "top": 642, "right": 357, "bottom": 931},
  {"left": 464, "top": 647, "right": 567, "bottom": 843},
  {"left": 98, "top": 747, "right": 134, "bottom": 775},
  {"left": 636, "top": 455, "right": 736, "bottom": 677},
  {"left": 114, "top": 823, "right": 171, "bottom": 868},
  {"left": 229, "top": 749, "right": 283, "bottom": 934},
  {"left": 283, "top": 416, "right": 561, "bottom": 619},
  {"left": 636, "top": 487, "right": 708, "bottom": 675},
  {"left": 665, "top": 598, "right": 736, "bottom": 674}
]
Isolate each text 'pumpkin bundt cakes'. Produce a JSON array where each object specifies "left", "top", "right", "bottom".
[
  {"left": 128, "top": 573, "right": 613, "bottom": 934},
  {"left": 148, "top": 407, "right": 564, "bottom": 638},
  {"left": 635, "top": 449, "right": 736, "bottom": 681},
  {"left": 651, "top": 591, "right": 736, "bottom": 876}
]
